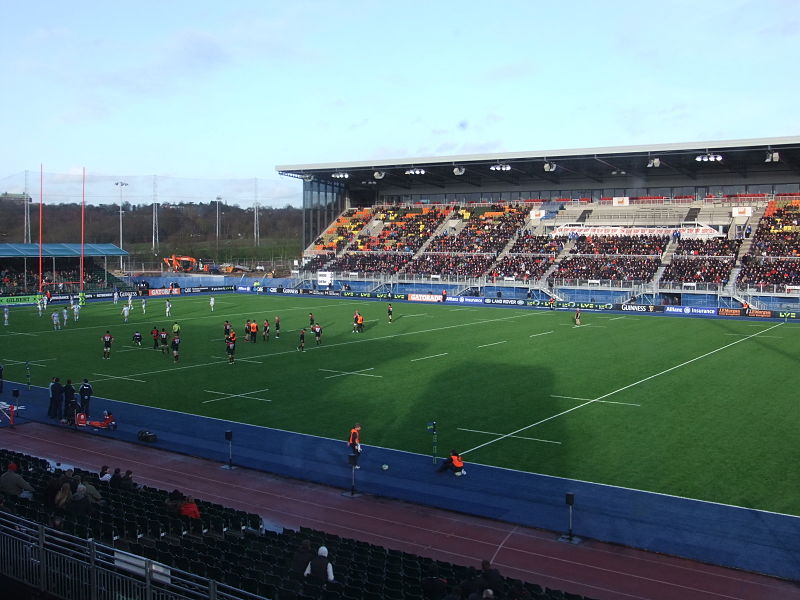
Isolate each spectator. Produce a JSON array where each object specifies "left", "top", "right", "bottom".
[
  {"left": 0, "top": 462, "right": 35, "bottom": 499},
  {"left": 109, "top": 468, "right": 123, "bottom": 488},
  {"left": 119, "top": 470, "right": 137, "bottom": 491},
  {"left": 480, "top": 560, "right": 504, "bottom": 594},
  {"left": 53, "top": 482, "right": 73, "bottom": 511},
  {"left": 178, "top": 496, "right": 201, "bottom": 519},
  {"left": 305, "top": 545, "right": 334, "bottom": 583},
  {"left": 67, "top": 484, "right": 92, "bottom": 516},
  {"left": 98, "top": 465, "right": 112, "bottom": 482},
  {"left": 290, "top": 539, "right": 317, "bottom": 577},
  {"left": 82, "top": 479, "right": 104, "bottom": 506}
]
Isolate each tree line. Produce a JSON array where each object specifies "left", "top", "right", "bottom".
[{"left": 0, "top": 199, "right": 302, "bottom": 254}]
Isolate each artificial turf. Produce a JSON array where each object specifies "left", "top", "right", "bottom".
[{"left": 2, "top": 293, "right": 797, "bottom": 515}]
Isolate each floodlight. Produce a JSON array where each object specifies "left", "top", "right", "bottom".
[
  {"left": 543, "top": 162, "right": 557, "bottom": 172},
  {"left": 373, "top": 171, "right": 385, "bottom": 179},
  {"left": 765, "top": 151, "right": 780, "bottom": 163},
  {"left": 647, "top": 158, "right": 661, "bottom": 168},
  {"left": 453, "top": 167, "right": 466, "bottom": 176}
]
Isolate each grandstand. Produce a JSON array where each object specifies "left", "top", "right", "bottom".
[{"left": 281, "top": 136, "right": 800, "bottom": 309}]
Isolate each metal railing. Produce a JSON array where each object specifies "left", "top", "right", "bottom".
[{"left": 0, "top": 508, "right": 262, "bottom": 600}]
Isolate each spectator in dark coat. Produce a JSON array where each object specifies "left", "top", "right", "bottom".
[
  {"left": 304, "top": 546, "right": 334, "bottom": 583},
  {"left": 109, "top": 468, "right": 123, "bottom": 488},
  {"left": 480, "top": 560, "right": 504, "bottom": 594},
  {"left": 291, "top": 540, "right": 316, "bottom": 577},
  {"left": 119, "top": 470, "right": 136, "bottom": 491}
]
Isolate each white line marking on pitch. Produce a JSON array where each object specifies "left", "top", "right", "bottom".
[
  {"left": 529, "top": 331, "right": 554, "bottom": 338},
  {"left": 203, "top": 388, "right": 271, "bottom": 403},
  {"left": 573, "top": 324, "right": 607, "bottom": 328},
  {"left": 448, "top": 308, "right": 477, "bottom": 311},
  {"left": 411, "top": 353, "right": 448, "bottom": 362},
  {"left": 402, "top": 314, "right": 428, "bottom": 318},
  {"left": 460, "top": 322, "right": 785, "bottom": 457},
  {"left": 725, "top": 333, "right": 781, "bottom": 339},
  {"left": 458, "top": 428, "right": 561, "bottom": 445},
  {"left": 609, "top": 317, "right": 627, "bottom": 321},
  {"left": 92, "top": 372, "right": 146, "bottom": 383},
  {"left": 2, "top": 358, "right": 48, "bottom": 368},
  {"left": 319, "top": 368, "right": 382, "bottom": 379},
  {"left": 551, "top": 394, "right": 639, "bottom": 406},
  {"left": 477, "top": 341, "right": 507, "bottom": 348}
]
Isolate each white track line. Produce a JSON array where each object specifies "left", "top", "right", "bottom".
[
  {"left": 458, "top": 428, "right": 561, "bottom": 445},
  {"left": 529, "top": 331, "right": 554, "bottom": 338},
  {"left": 411, "top": 353, "right": 448, "bottom": 362},
  {"left": 477, "top": 341, "right": 507, "bottom": 348},
  {"left": 461, "top": 322, "right": 784, "bottom": 457}
]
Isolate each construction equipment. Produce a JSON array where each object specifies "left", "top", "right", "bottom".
[{"left": 162, "top": 255, "right": 198, "bottom": 272}]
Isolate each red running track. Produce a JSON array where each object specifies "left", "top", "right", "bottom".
[{"left": 1, "top": 423, "right": 798, "bottom": 600}]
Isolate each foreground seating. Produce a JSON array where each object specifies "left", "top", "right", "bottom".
[{"left": 0, "top": 447, "right": 596, "bottom": 600}]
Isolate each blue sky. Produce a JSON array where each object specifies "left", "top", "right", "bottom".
[{"left": 1, "top": 0, "right": 798, "bottom": 206}]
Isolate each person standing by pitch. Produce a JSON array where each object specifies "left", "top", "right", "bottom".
[{"left": 348, "top": 423, "right": 362, "bottom": 469}]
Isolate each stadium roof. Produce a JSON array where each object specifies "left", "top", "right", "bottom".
[
  {"left": 276, "top": 135, "right": 800, "bottom": 191},
  {"left": 0, "top": 243, "right": 128, "bottom": 258}
]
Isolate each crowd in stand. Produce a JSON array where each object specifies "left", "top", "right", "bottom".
[
  {"left": 509, "top": 234, "right": 563, "bottom": 255},
  {"left": 356, "top": 207, "right": 449, "bottom": 253},
  {"left": 327, "top": 252, "right": 412, "bottom": 274},
  {"left": 749, "top": 205, "right": 800, "bottom": 257},
  {"left": 570, "top": 235, "right": 669, "bottom": 256},
  {"left": 1, "top": 265, "right": 113, "bottom": 295},
  {"left": 672, "top": 238, "right": 741, "bottom": 257},
  {"left": 550, "top": 256, "right": 660, "bottom": 282},
  {"left": 661, "top": 258, "right": 736, "bottom": 284},
  {"left": 738, "top": 258, "right": 800, "bottom": 287},
  {"left": 301, "top": 253, "right": 334, "bottom": 272},
  {"left": 490, "top": 256, "right": 555, "bottom": 281},
  {"left": 405, "top": 254, "right": 495, "bottom": 278},
  {"left": 427, "top": 206, "right": 526, "bottom": 254},
  {"left": 314, "top": 208, "right": 373, "bottom": 252}
]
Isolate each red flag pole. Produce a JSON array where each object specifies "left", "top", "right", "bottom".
[
  {"left": 38, "top": 165, "right": 43, "bottom": 293},
  {"left": 80, "top": 167, "right": 86, "bottom": 291}
]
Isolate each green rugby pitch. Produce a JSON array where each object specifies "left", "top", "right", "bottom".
[{"left": 1, "top": 294, "right": 797, "bottom": 515}]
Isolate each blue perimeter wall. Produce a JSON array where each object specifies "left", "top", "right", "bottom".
[{"left": 2, "top": 382, "right": 798, "bottom": 583}]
